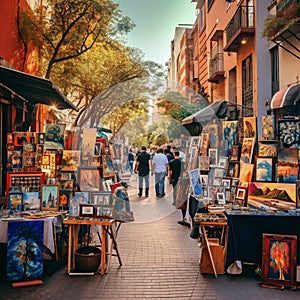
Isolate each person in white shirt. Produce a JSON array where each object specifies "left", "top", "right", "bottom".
[{"left": 151, "top": 148, "right": 169, "bottom": 197}]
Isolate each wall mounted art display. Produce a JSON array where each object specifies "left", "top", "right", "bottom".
[
  {"left": 79, "top": 167, "right": 101, "bottom": 191},
  {"left": 243, "top": 116, "right": 257, "bottom": 139},
  {"left": 260, "top": 234, "right": 297, "bottom": 290},
  {"left": 239, "top": 161, "right": 254, "bottom": 184},
  {"left": 222, "top": 120, "right": 239, "bottom": 156},
  {"left": 188, "top": 169, "right": 202, "bottom": 196},
  {"left": 240, "top": 138, "right": 255, "bottom": 163},
  {"left": 22, "top": 192, "right": 40, "bottom": 211},
  {"left": 8, "top": 192, "right": 23, "bottom": 211},
  {"left": 44, "top": 124, "right": 66, "bottom": 150},
  {"left": 278, "top": 119, "right": 300, "bottom": 148},
  {"left": 258, "top": 141, "right": 279, "bottom": 158},
  {"left": 254, "top": 157, "right": 275, "bottom": 182},
  {"left": 61, "top": 150, "right": 81, "bottom": 171},
  {"left": 81, "top": 128, "right": 97, "bottom": 166},
  {"left": 260, "top": 115, "right": 275, "bottom": 140},
  {"left": 40, "top": 184, "right": 59, "bottom": 211},
  {"left": 276, "top": 148, "right": 298, "bottom": 183},
  {"left": 247, "top": 182, "right": 296, "bottom": 211},
  {"left": 7, "top": 220, "right": 44, "bottom": 281}
]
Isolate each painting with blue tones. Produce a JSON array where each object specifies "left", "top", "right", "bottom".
[{"left": 7, "top": 220, "right": 44, "bottom": 281}]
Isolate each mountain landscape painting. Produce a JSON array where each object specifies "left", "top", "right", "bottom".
[{"left": 248, "top": 182, "right": 296, "bottom": 211}]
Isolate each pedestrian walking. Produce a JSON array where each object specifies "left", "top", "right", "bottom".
[
  {"left": 151, "top": 148, "right": 169, "bottom": 197},
  {"left": 168, "top": 150, "right": 184, "bottom": 206},
  {"left": 126, "top": 148, "right": 135, "bottom": 174},
  {"left": 134, "top": 146, "right": 151, "bottom": 197}
]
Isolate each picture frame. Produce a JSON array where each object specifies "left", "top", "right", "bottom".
[
  {"left": 8, "top": 192, "right": 23, "bottom": 211},
  {"left": 240, "top": 137, "right": 255, "bottom": 164},
  {"left": 216, "top": 192, "right": 226, "bottom": 205},
  {"left": 23, "top": 142, "right": 36, "bottom": 153},
  {"left": 79, "top": 204, "right": 96, "bottom": 217},
  {"left": 208, "top": 148, "right": 218, "bottom": 168},
  {"left": 102, "top": 155, "right": 115, "bottom": 178},
  {"left": 189, "top": 136, "right": 201, "bottom": 154},
  {"left": 254, "top": 156, "right": 275, "bottom": 182},
  {"left": 200, "top": 132, "right": 209, "bottom": 156},
  {"left": 61, "top": 150, "right": 81, "bottom": 171},
  {"left": 200, "top": 174, "right": 208, "bottom": 186},
  {"left": 199, "top": 156, "right": 210, "bottom": 171},
  {"left": 258, "top": 141, "right": 279, "bottom": 158},
  {"left": 239, "top": 161, "right": 254, "bottom": 184},
  {"left": 235, "top": 186, "right": 248, "bottom": 207},
  {"left": 79, "top": 167, "right": 101, "bottom": 191},
  {"left": 42, "top": 155, "right": 50, "bottom": 165},
  {"left": 187, "top": 146, "right": 199, "bottom": 171},
  {"left": 44, "top": 124, "right": 66, "bottom": 150},
  {"left": 214, "top": 167, "right": 225, "bottom": 178},
  {"left": 91, "top": 191, "right": 113, "bottom": 206},
  {"left": 218, "top": 156, "right": 228, "bottom": 169},
  {"left": 276, "top": 148, "right": 298, "bottom": 183},
  {"left": 96, "top": 206, "right": 113, "bottom": 218},
  {"left": 243, "top": 116, "right": 257, "bottom": 139},
  {"left": 22, "top": 191, "right": 40, "bottom": 211},
  {"left": 221, "top": 177, "right": 232, "bottom": 190},
  {"left": 260, "top": 115, "right": 275, "bottom": 141},
  {"left": 59, "top": 189, "right": 70, "bottom": 208},
  {"left": 227, "top": 162, "right": 239, "bottom": 178},
  {"left": 222, "top": 120, "right": 239, "bottom": 155},
  {"left": 277, "top": 119, "right": 300, "bottom": 148},
  {"left": 207, "top": 124, "right": 219, "bottom": 148},
  {"left": 188, "top": 169, "right": 202, "bottom": 196},
  {"left": 229, "top": 145, "right": 240, "bottom": 162},
  {"left": 40, "top": 184, "right": 60, "bottom": 211},
  {"left": 260, "top": 234, "right": 297, "bottom": 289}
]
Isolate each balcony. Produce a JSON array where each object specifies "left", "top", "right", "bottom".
[
  {"left": 224, "top": 6, "right": 255, "bottom": 52},
  {"left": 208, "top": 53, "right": 225, "bottom": 84},
  {"left": 276, "top": 0, "right": 300, "bottom": 18}
]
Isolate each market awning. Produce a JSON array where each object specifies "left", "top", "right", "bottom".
[
  {"left": 270, "top": 83, "right": 300, "bottom": 109},
  {"left": 0, "top": 66, "right": 78, "bottom": 111},
  {"left": 182, "top": 100, "right": 231, "bottom": 125}
]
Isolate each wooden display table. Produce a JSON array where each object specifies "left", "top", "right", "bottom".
[
  {"left": 63, "top": 217, "right": 122, "bottom": 275},
  {"left": 199, "top": 218, "right": 228, "bottom": 278}
]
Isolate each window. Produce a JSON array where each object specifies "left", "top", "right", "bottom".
[
  {"left": 271, "top": 46, "right": 279, "bottom": 95},
  {"left": 199, "top": 3, "right": 206, "bottom": 33},
  {"left": 242, "top": 55, "right": 253, "bottom": 117}
]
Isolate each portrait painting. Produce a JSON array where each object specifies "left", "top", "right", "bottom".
[{"left": 243, "top": 116, "right": 257, "bottom": 139}]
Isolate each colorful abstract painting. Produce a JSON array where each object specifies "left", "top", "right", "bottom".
[{"left": 7, "top": 220, "right": 44, "bottom": 281}]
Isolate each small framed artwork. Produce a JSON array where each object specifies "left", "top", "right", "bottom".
[
  {"left": 235, "top": 186, "right": 247, "bottom": 207},
  {"left": 75, "top": 191, "right": 89, "bottom": 204},
  {"left": 79, "top": 167, "right": 101, "bottom": 191},
  {"left": 40, "top": 184, "right": 60, "bottom": 210},
  {"left": 59, "top": 189, "right": 70, "bottom": 208},
  {"left": 208, "top": 148, "right": 218, "bottom": 168},
  {"left": 221, "top": 177, "right": 232, "bottom": 190},
  {"left": 231, "top": 177, "right": 240, "bottom": 187},
  {"left": 278, "top": 119, "right": 300, "bottom": 148},
  {"left": 94, "top": 142, "right": 102, "bottom": 156},
  {"left": 189, "top": 136, "right": 201, "bottom": 153},
  {"left": 200, "top": 133, "right": 209, "bottom": 156},
  {"left": 276, "top": 148, "right": 298, "bottom": 183},
  {"left": 227, "top": 162, "right": 239, "bottom": 178},
  {"left": 258, "top": 141, "right": 279, "bottom": 158},
  {"left": 214, "top": 167, "right": 225, "bottom": 178},
  {"left": 216, "top": 192, "right": 226, "bottom": 205},
  {"left": 199, "top": 156, "right": 210, "bottom": 171},
  {"left": 222, "top": 120, "right": 239, "bottom": 155},
  {"left": 229, "top": 145, "right": 240, "bottom": 162},
  {"left": 243, "top": 116, "right": 257, "bottom": 139},
  {"left": 22, "top": 191, "right": 40, "bottom": 211},
  {"left": 200, "top": 174, "right": 208, "bottom": 186},
  {"left": 44, "top": 124, "right": 66, "bottom": 150},
  {"left": 239, "top": 161, "right": 254, "bottom": 184},
  {"left": 8, "top": 192, "right": 23, "bottom": 211},
  {"left": 254, "top": 156, "right": 274, "bottom": 182},
  {"left": 218, "top": 156, "right": 228, "bottom": 169},
  {"left": 260, "top": 115, "right": 275, "bottom": 140},
  {"left": 207, "top": 185, "right": 217, "bottom": 200},
  {"left": 23, "top": 142, "right": 36, "bottom": 153},
  {"left": 38, "top": 132, "right": 45, "bottom": 144},
  {"left": 240, "top": 138, "right": 255, "bottom": 164},
  {"left": 22, "top": 154, "right": 35, "bottom": 168},
  {"left": 91, "top": 192, "right": 113, "bottom": 206},
  {"left": 42, "top": 155, "right": 50, "bottom": 165},
  {"left": 102, "top": 155, "right": 115, "bottom": 178},
  {"left": 79, "top": 204, "right": 96, "bottom": 217},
  {"left": 207, "top": 124, "right": 219, "bottom": 148},
  {"left": 96, "top": 206, "right": 113, "bottom": 218},
  {"left": 61, "top": 150, "right": 81, "bottom": 171},
  {"left": 188, "top": 169, "right": 202, "bottom": 196},
  {"left": 260, "top": 234, "right": 297, "bottom": 290}
]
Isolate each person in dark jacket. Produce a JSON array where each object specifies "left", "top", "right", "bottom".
[{"left": 134, "top": 146, "right": 151, "bottom": 197}]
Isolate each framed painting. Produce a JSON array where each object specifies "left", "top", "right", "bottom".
[
  {"left": 260, "top": 234, "right": 297, "bottom": 289},
  {"left": 22, "top": 191, "right": 40, "bottom": 211},
  {"left": 187, "top": 146, "right": 199, "bottom": 171},
  {"left": 227, "top": 162, "right": 239, "bottom": 178},
  {"left": 222, "top": 120, "right": 239, "bottom": 155},
  {"left": 278, "top": 119, "right": 300, "bottom": 148},
  {"left": 235, "top": 186, "right": 248, "bottom": 207},
  {"left": 79, "top": 204, "right": 96, "bottom": 217},
  {"left": 260, "top": 115, "right": 275, "bottom": 141},
  {"left": 40, "top": 184, "right": 60, "bottom": 211},
  {"left": 59, "top": 189, "right": 70, "bottom": 208},
  {"left": 208, "top": 148, "right": 218, "bottom": 168},
  {"left": 12, "top": 150, "right": 22, "bottom": 169},
  {"left": 189, "top": 136, "right": 201, "bottom": 153},
  {"left": 239, "top": 161, "right": 254, "bottom": 184},
  {"left": 276, "top": 148, "right": 298, "bottom": 183},
  {"left": 254, "top": 156, "right": 275, "bottom": 182},
  {"left": 199, "top": 156, "right": 210, "bottom": 171},
  {"left": 188, "top": 169, "right": 202, "bottom": 196},
  {"left": 23, "top": 142, "right": 36, "bottom": 153},
  {"left": 243, "top": 116, "right": 257, "bottom": 139},
  {"left": 42, "top": 155, "right": 50, "bottom": 165},
  {"left": 200, "top": 174, "right": 208, "bottom": 186},
  {"left": 207, "top": 185, "right": 217, "bottom": 200},
  {"left": 102, "top": 155, "right": 115, "bottom": 178},
  {"left": 79, "top": 167, "right": 101, "bottom": 191},
  {"left": 22, "top": 154, "right": 35, "bottom": 169},
  {"left": 8, "top": 192, "right": 23, "bottom": 211},
  {"left": 44, "top": 124, "right": 66, "bottom": 150},
  {"left": 240, "top": 137, "right": 255, "bottom": 163},
  {"left": 81, "top": 128, "right": 97, "bottom": 165},
  {"left": 96, "top": 206, "right": 113, "bottom": 218},
  {"left": 218, "top": 156, "right": 228, "bottom": 169},
  {"left": 229, "top": 145, "right": 240, "bottom": 162},
  {"left": 214, "top": 167, "right": 225, "bottom": 178},
  {"left": 247, "top": 182, "right": 296, "bottom": 211},
  {"left": 221, "top": 177, "right": 232, "bottom": 190},
  {"left": 258, "top": 141, "right": 279, "bottom": 158},
  {"left": 61, "top": 150, "right": 81, "bottom": 171},
  {"left": 207, "top": 124, "right": 219, "bottom": 148},
  {"left": 91, "top": 191, "right": 113, "bottom": 206},
  {"left": 217, "top": 192, "right": 226, "bottom": 205},
  {"left": 7, "top": 220, "right": 43, "bottom": 281}
]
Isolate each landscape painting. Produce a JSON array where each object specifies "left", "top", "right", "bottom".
[
  {"left": 276, "top": 148, "right": 298, "bottom": 183},
  {"left": 247, "top": 182, "right": 296, "bottom": 211}
]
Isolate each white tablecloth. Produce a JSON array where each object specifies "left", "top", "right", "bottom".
[{"left": 0, "top": 216, "right": 62, "bottom": 253}]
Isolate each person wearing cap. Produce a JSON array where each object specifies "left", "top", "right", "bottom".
[{"left": 134, "top": 146, "right": 151, "bottom": 197}]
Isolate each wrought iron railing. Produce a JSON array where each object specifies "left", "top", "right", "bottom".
[{"left": 209, "top": 53, "right": 224, "bottom": 77}]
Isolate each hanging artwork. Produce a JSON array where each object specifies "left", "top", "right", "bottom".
[
  {"left": 44, "top": 124, "right": 66, "bottom": 150},
  {"left": 7, "top": 220, "right": 44, "bottom": 281},
  {"left": 79, "top": 167, "right": 101, "bottom": 191},
  {"left": 243, "top": 116, "right": 257, "bottom": 139},
  {"left": 260, "top": 115, "right": 275, "bottom": 140},
  {"left": 260, "top": 234, "right": 297, "bottom": 290}
]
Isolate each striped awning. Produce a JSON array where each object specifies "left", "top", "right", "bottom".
[{"left": 271, "top": 83, "right": 300, "bottom": 109}]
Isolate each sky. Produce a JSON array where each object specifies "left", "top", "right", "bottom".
[{"left": 117, "top": 0, "right": 197, "bottom": 66}]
